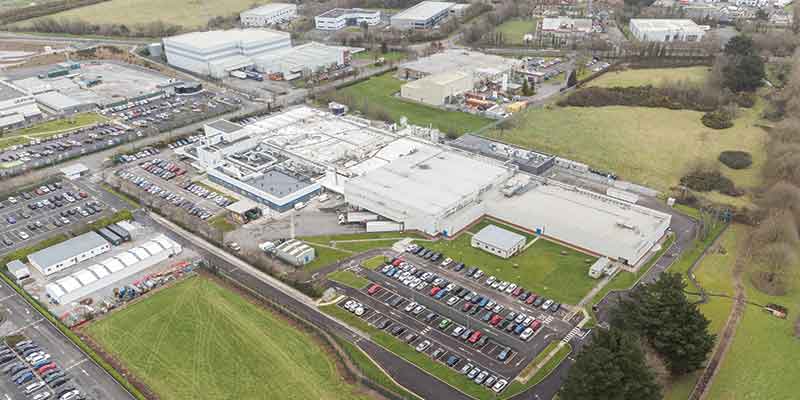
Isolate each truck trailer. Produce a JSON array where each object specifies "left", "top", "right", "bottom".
[{"left": 339, "top": 211, "right": 379, "bottom": 224}]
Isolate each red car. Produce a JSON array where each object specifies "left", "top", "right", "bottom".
[
  {"left": 37, "top": 362, "right": 56, "bottom": 375},
  {"left": 367, "top": 284, "right": 381, "bottom": 295},
  {"left": 430, "top": 287, "right": 441, "bottom": 296},
  {"left": 78, "top": 191, "right": 88, "bottom": 199},
  {"left": 462, "top": 302, "right": 473, "bottom": 312},
  {"left": 525, "top": 294, "right": 538, "bottom": 305},
  {"left": 468, "top": 330, "right": 482, "bottom": 344},
  {"left": 530, "top": 320, "right": 542, "bottom": 332},
  {"left": 489, "top": 314, "right": 503, "bottom": 326},
  {"left": 391, "top": 259, "right": 403, "bottom": 267},
  {"left": 512, "top": 287, "right": 523, "bottom": 297}
]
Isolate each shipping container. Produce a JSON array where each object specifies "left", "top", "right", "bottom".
[
  {"left": 106, "top": 223, "right": 131, "bottom": 242},
  {"left": 96, "top": 227, "right": 122, "bottom": 246},
  {"left": 340, "top": 211, "right": 379, "bottom": 224},
  {"left": 366, "top": 220, "right": 404, "bottom": 233}
]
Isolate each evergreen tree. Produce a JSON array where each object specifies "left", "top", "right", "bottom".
[
  {"left": 613, "top": 273, "right": 716, "bottom": 375},
  {"left": 560, "top": 328, "right": 661, "bottom": 400},
  {"left": 567, "top": 70, "right": 578, "bottom": 87}
]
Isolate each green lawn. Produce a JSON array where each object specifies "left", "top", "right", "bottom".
[
  {"left": 304, "top": 245, "right": 352, "bottom": 273},
  {"left": 700, "top": 225, "right": 800, "bottom": 400},
  {"left": 335, "top": 337, "right": 419, "bottom": 400},
  {"left": 208, "top": 215, "right": 236, "bottom": 232},
  {"left": 338, "top": 73, "right": 492, "bottom": 135},
  {"left": 328, "top": 270, "right": 371, "bottom": 289},
  {"left": 487, "top": 103, "right": 767, "bottom": 194},
  {"left": 424, "top": 220, "right": 597, "bottom": 305},
  {"left": 0, "top": 136, "right": 30, "bottom": 151},
  {"left": 322, "top": 304, "right": 502, "bottom": 400},
  {"left": 363, "top": 255, "right": 388, "bottom": 270},
  {"left": 494, "top": 19, "right": 538, "bottom": 44},
  {"left": 662, "top": 225, "right": 740, "bottom": 400},
  {"left": 587, "top": 66, "right": 710, "bottom": 88},
  {"left": 86, "top": 276, "right": 370, "bottom": 400},
  {"left": 15, "top": 0, "right": 270, "bottom": 29},
  {"left": 302, "top": 232, "right": 426, "bottom": 272},
  {"left": 353, "top": 50, "right": 406, "bottom": 62},
  {"left": 9, "top": 113, "right": 106, "bottom": 138}
]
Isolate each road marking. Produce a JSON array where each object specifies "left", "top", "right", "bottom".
[
  {"left": 7, "top": 318, "right": 44, "bottom": 335},
  {"left": 65, "top": 359, "right": 88, "bottom": 371}
]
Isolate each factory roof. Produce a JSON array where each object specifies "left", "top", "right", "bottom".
[
  {"left": 247, "top": 169, "right": 316, "bottom": 198},
  {"left": 630, "top": 19, "right": 702, "bottom": 31},
  {"left": 541, "top": 17, "right": 593, "bottom": 32},
  {"left": 34, "top": 91, "right": 84, "bottom": 111},
  {"left": 27, "top": 232, "right": 108, "bottom": 268},
  {"left": 226, "top": 198, "right": 261, "bottom": 214},
  {"left": 472, "top": 225, "right": 526, "bottom": 250},
  {"left": 400, "top": 49, "right": 520, "bottom": 76},
  {"left": 345, "top": 146, "right": 512, "bottom": 218},
  {"left": 392, "top": 1, "right": 454, "bottom": 21},
  {"left": 241, "top": 3, "right": 295, "bottom": 16},
  {"left": 164, "top": 29, "right": 290, "bottom": 51},
  {"left": 6, "top": 260, "right": 29, "bottom": 279},
  {"left": 208, "top": 119, "right": 243, "bottom": 134},
  {"left": 403, "top": 70, "right": 471, "bottom": 89},
  {"left": 0, "top": 80, "right": 28, "bottom": 102},
  {"left": 318, "top": 8, "right": 380, "bottom": 18},
  {"left": 255, "top": 42, "right": 345, "bottom": 71}
]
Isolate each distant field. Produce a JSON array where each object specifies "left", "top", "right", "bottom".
[
  {"left": 16, "top": 0, "right": 270, "bottom": 29},
  {"left": 486, "top": 102, "right": 767, "bottom": 193},
  {"left": 86, "top": 276, "right": 370, "bottom": 400},
  {"left": 588, "top": 66, "right": 710, "bottom": 88},
  {"left": 423, "top": 219, "right": 596, "bottom": 305},
  {"left": 494, "top": 19, "right": 538, "bottom": 44},
  {"left": 338, "top": 73, "right": 492, "bottom": 135}
]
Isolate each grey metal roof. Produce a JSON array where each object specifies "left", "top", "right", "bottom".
[
  {"left": 249, "top": 169, "right": 315, "bottom": 197},
  {"left": 207, "top": 119, "right": 243, "bottom": 134},
  {"left": 28, "top": 231, "right": 109, "bottom": 268},
  {"left": 472, "top": 224, "right": 526, "bottom": 251},
  {"left": 6, "top": 260, "right": 29, "bottom": 276}
]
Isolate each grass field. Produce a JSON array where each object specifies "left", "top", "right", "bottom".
[
  {"left": 353, "top": 51, "right": 406, "bottom": 63},
  {"left": 504, "top": 342, "right": 571, "bottom": 398},
  {"left": 302, "top": 232, "right": 426, "bottom": 272},
  {"left": 86, "top": 276, "right": 370, "bottom": 400},
  {"left": 588, "top": 66, "right": 710, "bottom": 88},
  {"left": 423, "top": 219, "right": 596, "bottom": 305},
  {"left": 0, "top": 136, "right": 30, "bottom": 151},
  {"left": 494, "top": 19, "right": 538, "bottom": 44},
  {"left": 3, "top": 113, "right": 106, "bottom": 142},
  {"left": 328, "top": 270, "right": 371, "bottom": 289},
  {"left": 335, "top": 338, "right": 419, "bottom": 400},
  {"left": 363, "top": 255, "right": 388, "bottom": 270},
  {"left": 338, "top": 73, "right": 492, "bottom": 135},
  {"left": 16, "top": 0, "right": 269, "bottom": 28},
  {"left": 487, "top": 103, "right": 767, "bottom": 194},
  {"left": 208, "top": 215, "right": 236, "bottom": 233}
]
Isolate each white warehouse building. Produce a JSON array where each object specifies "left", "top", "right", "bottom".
[
  {"left": 471, "top": 225, "right": 526, "bottom": 259},
  {"left": 27, "top": 231, "right": 111, "bottom": 276},
  {"left": 163, "top": 29, "right": 291, "bottom": 78},
  {"left": 45, "top": 234, "right": 182, "bottom": 304},
  {"left": 400, "top": 70, "right": 473, "bottom": 106},
  {"left": 629, "top": 19, "right": 706, "bottom": 42},
  {"left": 255, "top": 42, "right": 347, "bottom": 78},
  {"left": 315, "top": 8, "right": 381, "bottom": 31},
  {"left": 275, "top": 239, "right": 316, "bottom": 266},
  {"left": 240, "top": 3, "right": 297, "bottom": 27},
  {"left": 391, "top": 1, "right": 455, "bottom": 30}
]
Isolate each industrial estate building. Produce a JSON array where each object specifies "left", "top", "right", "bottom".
[
  {"left": 275, "top": 239, "right": 316, "bottom": 266},
  {"left": 540, "top": 17, "right": 593, "bottom": 35},
  {"left": 240, "top": 3, "right": 297, "bottom": 27},
  {"left": 0, "top": 79, "right": 42, "bottom": 131},
  {"left": 391, "top": 1, "right": 455, "bottom": 30},
  {"left": 629, "top": 19, "right": 706, "bottom": 42},
  {"left": 471, "top": 225, "right": 526, "bottom": 259},
  {"left": 398, "top": 49, "right": 521, "bottom": 81},
  {"left": 400, "top": 71, "right": 473, "bottom": 106},
  {"left": 315, "top": 8, "right": 382, "bottom": 31},
  {"left": 27, "top": 231, "right": 111, "bottom": 275},
  {"left": 163, "top": 29, "right": 292, "bottom": 78},
  {"left": 254, "top": 42, "right": 348, "bottom": 79},
  {"left": 44, "top": 234, "right": 182, "bottom": 304}
]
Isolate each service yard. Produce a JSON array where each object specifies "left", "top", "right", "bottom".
[{"left": 85, "top": 275, "right": 373, "bottom": 400}]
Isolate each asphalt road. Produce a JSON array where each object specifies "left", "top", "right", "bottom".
[{"left": 0, "top": 279, "right": 134, "bottom": 400}]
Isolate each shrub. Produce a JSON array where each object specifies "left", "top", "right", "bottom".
[
  {"left": 702, "top": 109, "right": 734, "bottom": 129},
  {"left": 735, "top": 92, "right": 757, "bottom": 108},
  {"left": 718, "top": 151, "right": 752, "bottom": 169},
  {"left": 558, "top": 86, "right": 719, "bottom": 112},
  {"left": 680, "top": 165, "right": 741, "bottom": 196}
]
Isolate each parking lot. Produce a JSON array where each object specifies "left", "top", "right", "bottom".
[
  {"left": 0, "top": 180, "right": 116, "bottom": 253},
  {"left": 0, "top": 280, "right": 133, "bottom": 400},
  {"left": 100, "top": 91, "right": 238, "bottom": 130}
]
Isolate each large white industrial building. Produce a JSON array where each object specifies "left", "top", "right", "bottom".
[
  {"left": 27, "top": 231, "right": 111, "bottom": 276},
  {"left": 398, "top": 49, "right": 521, "bottom": 81},
  {"left": 163, "top": 29, "right": 291, "bottom": 78},
  {"left": 629, "top": 19, "right": 706, "bottom": 42},
  {"left": 315, "top": 8, "right": 381, "bottom": 31},
  {"left": 391, "top": 1, "right": 455, "bottom": 30},
  {"left": 254, "top": 42, "right": 347, "bottom": 79},
  {"left": 400, "top": 71, "right": 473, "bottom": 106},
  {"left": 44, "top": 234, "right": 182, "bottom": 304},
  {"left": 0, "top": 80, "right": 43, "bottom": 131},
  {"left": 240, "top": 3, "right": 297, "bottom": 27}
]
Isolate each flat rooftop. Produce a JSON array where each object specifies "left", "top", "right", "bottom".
[
  {"left": 630, "top": 19, "right": 702, "bottom": 30},
  {"left": 208, "top": 119, "right": 243, "bottom": 134},
  {"left": 473, "top": 224, "right": 526, "bottom": 250},
  {"left": 393, "top": 1, "right": 454, "bottom": 21},
  {"left": 318, "top": 8, "right": 379, "bottom": 18},
  {"left": 164, "top": 29, "right": 290, "bottom": 51},
  {"left": 242, "top": 3, "right": 295, "bottom": 15},
  {"left": 34, "top": 91, "right": 84, "bottom": 110},
  {"left": 0, "top": 80, "right": 28, "bottom": 102},
  {"left": 28, "top": 231, "right": 108, "bottom": 268},
  {"left": 399, "top": 49, "right": 520, "bottom": 76},
  {"left": 451, "top": 134, "right": 554, "bottom": 171},
  {"left": 244, "top": 169, "right": 316, "bottom": 198},
  {"left": 346, "top": 146, "right": 512, "bottom": 217},
  {"left": 486, "top": 179, "right": 671, "bottom": 262}
]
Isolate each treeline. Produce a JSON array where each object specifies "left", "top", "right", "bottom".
[
  {"left": 559, "top": 84, "right": 721, "bottom": 112},
  {"left": 0, "top": 0, "right": 108, "bottom": 25},
  {"left": 24, "top": 18, "right": 182, "bottom": 38}
]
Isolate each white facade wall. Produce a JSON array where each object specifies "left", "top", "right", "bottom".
[
  {"left": 470, "top": 236, "right": 524, "bottom": 259},
  {"left": 315, "top": 9, "right": 381, "bottom": 31},
  {"left": 241, "top": 4, "right": 297, "bottom": 27},
  {"left": 30, "top": 242, "right": 111, "bottom": 276},
  {"left": 629, "top": 19, "right": 705, "bottom": 42},
  {"left": 400, "top": 72, "right": 474, "bottom": 106}
]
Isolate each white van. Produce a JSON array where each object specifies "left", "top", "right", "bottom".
[{"left": 293, "top": 202, "right": 306, "bottom": 211}]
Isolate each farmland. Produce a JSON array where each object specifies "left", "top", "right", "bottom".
[
  {"left": 86, "top": 276, "right": 371, "bottom": 400},
  {"left": 486, "top": 103, "right": 767, "bottom": 195},
  {"left": 15, "top": 0, "right": 270, "bottom": 29},
  {"left": 423, "top": 219, "right": 596, "bottom": 305},
  {"left": 337, "top": 73, "right": 492, "bottom": 135}
]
